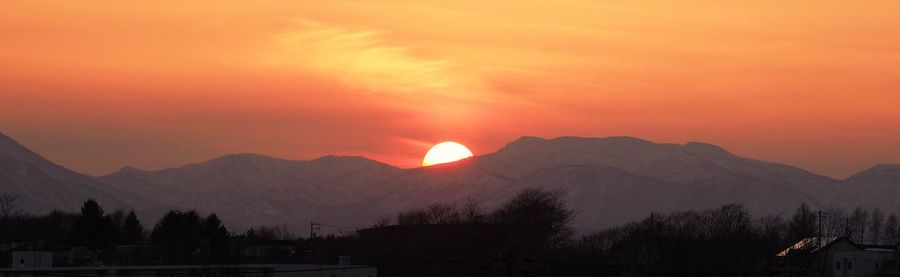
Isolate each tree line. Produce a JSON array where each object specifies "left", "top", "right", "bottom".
[
  {"left": 369, "top": 193, "right": 900, "bottom": 276},
  {"left": 4, "top": 190, "right": 900, "bottom": 275},
  {"left": 0, "top": 194, "right": 235, "bottom": 264}
]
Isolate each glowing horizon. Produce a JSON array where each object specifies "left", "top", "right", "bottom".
[{"left": 2, "top": 1, "right": 899, "bottom": 178}]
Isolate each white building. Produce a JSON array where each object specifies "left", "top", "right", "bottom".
[{"left": 10, "top": 251, "right": 52, "bottom": 269}]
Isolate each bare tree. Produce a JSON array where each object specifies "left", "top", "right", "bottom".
[
  {"left": 870, "top": 208, "right": 884, "bottom": 244},
  {"left": 885, "top": 214, "right": 899, "bottom": 244},
  {"left": 397, "top": 208, "right": 431, "bottom": 225},
  {"left": 396, "top": 202, "right": 464, "bottom": 225},
  {"left": 788, "top": 203, "right": 816, "bottom": 242},
  {"left": 821, "top": 207, "right": 846, "bottom": 239},
  {"left": 462, "top": 197, "right": 483, "bottom": 223},
  {"left": 705, "top": 204, "right": 752, "bottom": 238},
  {"left": 492, "top": 188, "right": 575, "bottom": 249},
  {"left": 371, "top": 216, "right": 392, "bottom": 228},
  {"left": 848, "top": 207, "right": 869, "bottom": 244},
  {"left": 427, "top": 203, "right": 462, "bottom": 224},
  {"left": 0, "top": 193, "right": 20, "bottom": 219},
  {"left": 256, "top": 225, "right": 295, "bottom": 240}
]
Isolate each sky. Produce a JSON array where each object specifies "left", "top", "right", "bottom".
[{"left": 1, "top": 1, "right": 899, "bottom": 178}]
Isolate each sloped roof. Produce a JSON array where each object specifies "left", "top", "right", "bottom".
[{"left": 777, "top": 237, "right": 845, "bottom": 257}]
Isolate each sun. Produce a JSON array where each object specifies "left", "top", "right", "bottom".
[{"left": 422, "top": 141, "right": 474, "bottom": 166}]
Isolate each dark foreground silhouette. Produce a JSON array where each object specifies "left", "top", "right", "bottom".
[{"left": 2, "top": 189, "right": 900, "bottom": 276}]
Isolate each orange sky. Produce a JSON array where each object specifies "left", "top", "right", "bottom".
[{"left": 2, "top": 1, "right": 899, "bottom": 178}]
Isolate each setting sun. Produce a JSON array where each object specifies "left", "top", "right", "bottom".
[{"left": 422, "top": 141, "right": 474, "bottom": 166}]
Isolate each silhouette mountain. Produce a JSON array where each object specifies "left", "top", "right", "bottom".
[
  {"left": 841, "top": 164, "right": 900, "bottom": 212},
  {"left": 99, "top": 153, "right": 402, "bottom": 229},
  {"left": 0, "top": 132, "right": 893, "bottom": 232},
  {"left": 354, "top": 136, "right": 838, "bottom": 232},
  {"left": 0, "top": 132, "right": 137, "bottom": 213}
]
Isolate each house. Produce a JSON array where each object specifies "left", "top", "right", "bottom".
[
  {"left": 235, "top": 239, "right": 299, "bottom": 264},
  {"left": 48, "top": 246, "right": 102, "bottom": 267},
  {"left": 112, "top": 245, "right": 168, "bottom": 265},
  {"left": 9, "top": 251, "right": 52, "bottom": 269},
  {"left": 773, "top": 237, "right": 897, "bottom": 277}
]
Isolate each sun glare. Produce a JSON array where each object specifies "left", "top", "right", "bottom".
[{"left": 422, "top": 141, "right": 474, "bottom": 166}]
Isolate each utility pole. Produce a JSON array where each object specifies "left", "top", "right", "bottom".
[{"left": 309, "top": 221, "right": 321, "bottom": 264}]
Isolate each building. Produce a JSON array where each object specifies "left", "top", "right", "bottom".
[
  {"left": 112, "top": 245, "right": 168, "bottom": 265},
  {"left": 236, "top": 239, "right": 299, "bottom": 264},
  {"left": 9, "top": 252, "right": 51, "bottom": 269},
  {"left": 773, "top": 237, "right": 898, "bottom": 277}
]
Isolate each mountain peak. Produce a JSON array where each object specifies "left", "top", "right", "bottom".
[
  {"left": 504, "top": 135, "right": 547, "bottom": 146},
  {"left": 309, "top": 155, "right": 399, "bottom": 170},
  {"left": 0, "top": 131, "right": 36, "bottom": 160},
  {"left": 870, "top": 164, "right": 900, "bottom": 170},
  {"left": 499, "top": 135, "right": 653, "bottom": 154},
  {"left": 683, "top": 141, "right": 733, "bottom": 158},
  {"left": 513, "top": 135, "right": 547, "bottom": 142},
  {"left": 99, "top": 165, "right": 151, "bottom": 179},
  {"left": 0, "top": 131, "right": 76, "bottom": 175},
  {"left": 212, "top": 153, "right": 283, "bottom": 162},
  {"left": 847, "top": 164, "right": 900, "bottom": 182}
]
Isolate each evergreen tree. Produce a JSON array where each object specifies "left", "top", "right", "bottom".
[
  {"left": 71, "top": 199, "right": 113, "bottom": 250},
  {"left": 202, "top": 214, "right": 231, "bottom": 263},
  {"left": 120, "top": 211, "right": 145, "bottom": 244},
  {"left": 151, "top": 210, "right": 203, "bottom": 264}
]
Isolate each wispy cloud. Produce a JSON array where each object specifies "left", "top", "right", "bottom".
[{"left": 264, "top": 21, "right": 481, "bottom": 97}]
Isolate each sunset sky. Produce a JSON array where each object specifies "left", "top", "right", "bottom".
[{"left": 2, "top": 1, "right": 899, "bottom": 178}]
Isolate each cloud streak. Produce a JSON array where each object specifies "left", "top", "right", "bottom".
[{"left": 264, "top": 21, "right": 481, "bottom": 97}]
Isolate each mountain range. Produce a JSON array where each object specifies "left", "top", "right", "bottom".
[{"left": 1, "top": 132, "right": 898, "bottom": 233}]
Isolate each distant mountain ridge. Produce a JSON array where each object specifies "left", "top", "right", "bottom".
[
  {"left": 1, "top": 132, "right": 896, "bottom": 233},
  {"left": 0, "top": 132, "right": 138, "bottom": 213}
]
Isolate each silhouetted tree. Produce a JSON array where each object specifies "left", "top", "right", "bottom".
[
  {"left": 371, "top": 216, "right": 392, "bottom": 228},
  {"left": 821, "top": 207, "right": 846, "bottom": 239},
  {"left": 397, "top": 208, "right": 430, "bottom": 225},
  {"left": 151, "top": 210, "right": 202, "bottom": 264},
  {"left": 885, "top": 214, "right": 899, "bottom": 244},
  {"left": 705, "top": 203, "right": 752, "bottom": 238},
  {"left": 202, "top": 214, "right": 231, "bottom": 263},
  {"left": 583, "top": 203, "right": 781, "bottom": 275},
  {"left": 869, "top": 208, "right": 884, "bottom": 244},
  {"left": 0, "top": 192, "right": 20, "bottom": 242},
  {"left": 396, "top": 203, "right": 464, "bottom": 225},
  {"left": 756, "top": 214, "right": 788, "bottom": 253},
  {"left": 848, "top": 207, "right": 869, "bottom": 243},
  {"left": 428, "top": 203, "right": 462, "bottom": 224},
  {"left": 492, "top": 188, "right": 574, "bottom": 253},
  {"left": 0, "top": 192, "right": 19, "bottom": 219},
  {"left": 243, "top": 228, "right": 258, "bottom": 240},
  {"left": 463, "top": 197, "right": 483, "bottom": 223},
  {"left": 788, "top": 203, "right": 816, "bottom": 242},
  {"left": 71, "top": 199, "right": 114, "bottom": 250},
  {"left": 120, "top": 211, "right": 145, "bottom": 244}
]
